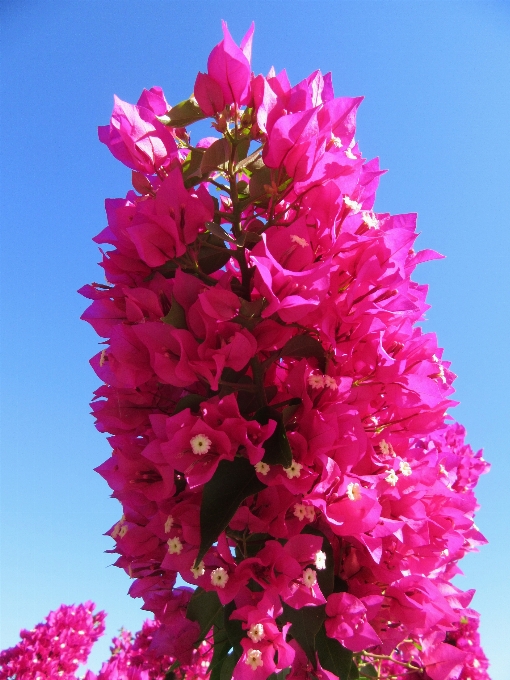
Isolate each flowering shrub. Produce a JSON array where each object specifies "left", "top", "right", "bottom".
[
  {"left": 0, "top": 603, "right": 105, "bottom": 680},
  {"left": 80, "top": 22, "right": 490, "bottom": 680}
]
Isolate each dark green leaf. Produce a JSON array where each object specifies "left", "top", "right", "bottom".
[
  {"left": 164, "top": 660, "right": 180, "bottom": 680},
  {"left": 234, "top": 138, "right": 251, "bottom": 165},
  {"left": 267, "top": 670, "right": 290, "bottom": 680},
  {"left": 302, "top": 526, "right": 335, "bottom": 598},
  {"left": 224, "top": 600, "right": 244, "bottom": 651},
  {"left": 281, "top": 603, "right": 326, "bottom": 668},
  {"left": 333, "top": 576, "right": 349, "bottom": 593},
  {"left": 209, "top": 627, "right": 232, "bottom": 680},
  {"left": 315, "top": 626, "right": 353, "bottom": 680},
  {"left": 236, "top": 148, "right": 262, "bottom": 173},
  {"left": 220, "top": 652, "right": 240, "bottom": 680},
  {"left": 196, "top": 457, "right": 267, "bottom": 565},
  {"left": 197, "top": 233, "right": 232, "bottom": 274},
  {"left": 281, "top": 335, "right": 326, "bottom": 371},
  {"left": 182, "top": 148, "right": 206, "bottom": 181},
  {"left": 161, "top": 295, "right": 187, "bottom": 329},
  {"left": 206, "top": 221, "right": 236, "bottom": 243},
  {"left": 349, "top": 661, "right": 360, "bottom": 680},
  {"left": 201, "top": 138, "right": 231, "bottom": 175},
  {"left": 186, "top": 588, "right": 223, "bottom": 642},
  {"left": 173, "top": 394, "right": 205, "bottom": 415},
  {"left": 253, "top": 407, "right": 293, "bottom": 468},
  {"left": 249, "top": 165, "right": 272, "bottom": 200},
  {"left": 359, "top": 664, "right": 378, "bottom": 679},
  {"left": 282, "top": 399, "right": 302, "bottom": 425},
  {"left": 161, "top": 97, "right": 207, "bottom": 127}
]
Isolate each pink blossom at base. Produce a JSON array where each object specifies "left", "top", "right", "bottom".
[
  {"left": 0, "top": 602, "right": 105, "bottom": 680},
  {"left": 83, "top": 20, "right": 491, "bottom": 680}
]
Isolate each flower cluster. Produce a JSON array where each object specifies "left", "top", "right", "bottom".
[
  {"left": 0, "top": 602, "right": 105, "bottom": 680},
  {"left": 82, "top": 22, "right": 489, "bottom": 680},
  {"left": 84, "top": 618, "right": 212, "bottom": 680},
  {"left": 0, "top": 604, "right": 211, "bottom": 680}
]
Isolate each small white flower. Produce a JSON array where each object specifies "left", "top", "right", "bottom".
[
  {"left": 302, "top": 568, "right": 317, "bottom": 587},
  {"left": 314, "top": 550, "right": 327, "bottom": 570},
  {"left": 164, "top": 515, "right": 174, "bottom": 533},
  {"left": 385, "top": 469, "right": 398, "bottom": 486},
  {"left": 345, "top": 139, "right": 357, "bottom": 160},
  {"left": 255, "top": 461, "right": 270, "bottom": 476},
  {"left": 346, "top": 482, "right": 362, "bottom": 501},
  {"left": 439, "top": 464, "right": 448, "bottom": 476},
  {"left": 119, "top": 524, "right": 128, "bottom": 539},
  {"left": 379, "top": 440, "right": 396, "bottom": 457},
  {"left": 362, "top": 211, "right": 379, "bottom": 229},
  {"left": 211, "top": 567, "right": 229, "bottom": 588},
  {"left": 167, "top": 537, "right": 183, "bottom": 555},
  {"left": 290, "top": 234, "right": 308, "bottom": 247},
  {"left": 245, "top": 649, "right": 263, "bottom": 670},
  {"left": 248, "top": 623, "right": 265, "bottom": 643},
  {"left": 399, "top": 461, "right": 412, "bottom": 477},
  {"left": 191, "top": 561, "right": 205, "bottom": 578},
  {"left": 343, "top": 196, "right": 361, "bottom": 213},
  {"left": 304, "top": 506, "right": 315, "bottom": 521},
  {"left": 331, "top": 134, "right": 343, "bottom": 148},
  {"left": 308, "top": 373, "right": 325, "bottom": 389},
  {"left": 285, "top": 460, "right": 303, "bottom": 479},
  {"left": 324, "top": 375, "right": 338, "bottom": 390},
  {"left": 190, "top": 433, "right": 212, "bottom": 455},
  {"left": 293, "top": 503, "right": 306, "bottom": 520}
]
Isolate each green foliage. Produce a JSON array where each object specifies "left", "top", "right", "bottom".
[{"left": 195, "top": 457, "right": 266, "bottom": 565}]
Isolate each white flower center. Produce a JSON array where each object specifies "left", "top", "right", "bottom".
[
  {"left": 314, "top": 550, "right": 327, "bottom": 570},
  {"left": 347, "top": 482, "right": 362, "bottom": 501},
  {"left": 385, "top": 470, "right": 398, "bottom": 486},
  {"left": 399, "top": 461, "right": 412, "bottom": 477},
  {"left": 343, "top": 196, "right": 361, "bottom": 213},
  {"left": 285, "top": 460, "right": 303, "bottom": 479},
  {"left": 164, "top": 515, "right": 174, "bottom": 533},
  {"left": 190, "top": 433, "right": 212, "bottom": 455},
  {"left": 245, "top": 649, "right": 263, "bottom": 670},
  {"left": 302, "top": 568, "right": 317, "bottom": 587},
  {"left": 191, "top": 560, "right": 205, "bottom": 578},
  {"left": 294, "top": 503, "right": 306, "bottom": 520},
  {"left": 308, "top": 374, "right": 325, "bottom": 389},
  {"left": 255, "top": 461, "right": 270, "bottom": 476},
  {"left": 167, "top": 537, "right": 183, "bottom": 555},
  {"left": 248, "top": 623, "right": 265, "bottom": 643},
  {"left": 211, "top": 567, "right": 229, "bottom": 588}
]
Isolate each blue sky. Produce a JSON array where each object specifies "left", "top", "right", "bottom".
[{"left": 1, "top": 0, "right": 509, "bottom": 676}]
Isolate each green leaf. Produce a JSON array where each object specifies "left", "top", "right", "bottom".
[
  {"left": 253, "top": 407, "right": 293, "bottom": 468},
  {"left": 359, "top": 664, "right": 378, "bottom": 679},
  {"left": 197, "top": 233, "right": 232, "bottom": 274},
  {"left": 173, "top": 394, "right": 205, "bottom": 415},
  {"left": 315, "top": 626, "right": 353, "bottom": 680},
  {"left": 209, "top": 627, "right": 232, "bottom": 680},
  {"left": 186, "top": 588, "right": 223, "bottom": 642},
  {"left": 224, "top": 600, "right": 244, "bottom": 652},
  {"left": 235, "top": 148, "right": 262, "bottom": 173},
  {"left": 267, "top": 670, "right": 290, "bottom": 680},
  {"left": 220, "top": 652, "right": 240, "bottom": 680},
  {"left": 164, "top": 660, "right": 180, "bottom": 680},
  {"left": 160, "top": 97, "right": 207, "bottom": 127},
  {"left": 195, "top": 457, "right": 267, "bottom": 566},
  {"left": 302, "top": 526, "right": 335, "bottom": 598},
  {"left": 182, "top": 148, "right": 206, "bottom": 181},
  {"left": 281, "top": 603, "right": 326, "bottom": 668},
  {"left": 281, "top": 335, "right": 326, "bottom": 371},
  {"left": 201, "top": 138, "right": 231, "bottom": 175},
  {"left": 349, "top": 661, "right": 360, "bottom": 680},
  {"left": 249, "top": 165, "right": 272, "bottom": 200},
  {"left": 206, "top": 221, "right": 236, "bottom": 243},
  {"left": 161, "top": 295, "right": 187, "bottom": 329}
]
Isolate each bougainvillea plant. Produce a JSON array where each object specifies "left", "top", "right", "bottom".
[
  {"left": 78, "top": 21, "right": 490, "bottom": 680},
  {"left": 0, "top": 602, "right": 488, "bottom": 679}
]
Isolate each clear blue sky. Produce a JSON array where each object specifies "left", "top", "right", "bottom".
[{"left": 1, "top": 1, "right": 509, "bottom": 676}]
